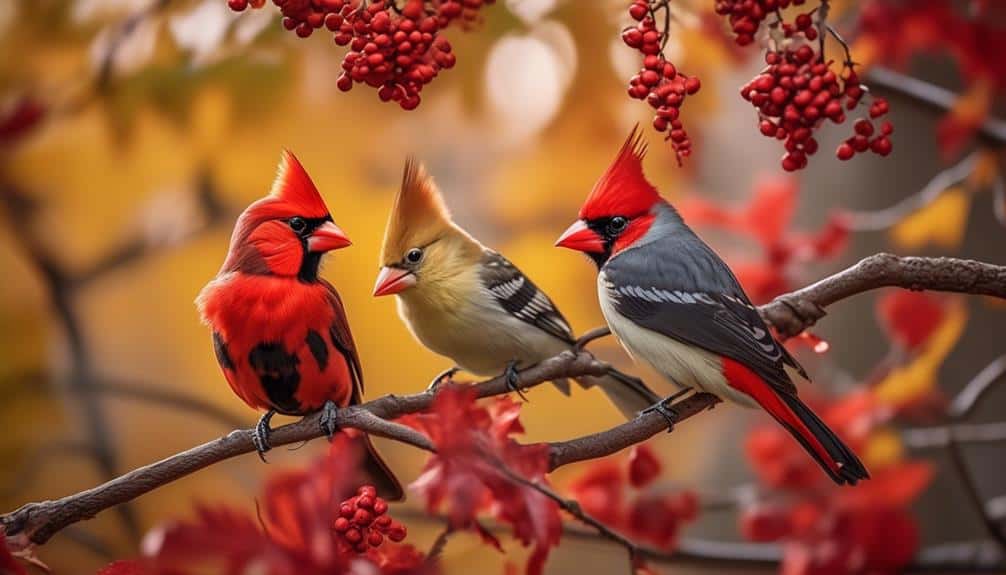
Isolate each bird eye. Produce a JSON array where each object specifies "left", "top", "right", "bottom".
[
  {"left": 405, "top": 248, "right": 424, "bottom": 264},
  {"left": 607, "top": 216, "right": 628, "bottom": 235},
  {"left": 289, "top": 217, "right": 307, "bottom": 233}
]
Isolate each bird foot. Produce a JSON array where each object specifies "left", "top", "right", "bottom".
[
  {"left": 253, "top": 410, "right": 276, "bottom": 462},
  {"left": 642, "top": 399, "right": 680, "bottom": 433},
  {"left": 319, "top": 400, "right": 340, "bottom": 439},
  {"left": 504, "top": 360, "right": 529, "bottom": 402},
  {"left": 427, "top": 366, "right": 461, "bottom": 392}
]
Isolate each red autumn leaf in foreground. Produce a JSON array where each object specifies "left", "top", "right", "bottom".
[
  {"left": 876, "top": 290, "right": 947, "bottom": 351},
  {"left": 130, "top": 435, "right": 429, "bottom": 575},
  {"left": 568, "top": 445, "right": 699, "bottom": 551},
  {"left": 627, "top": 444, "right": 662, "bottom": 488},
  {"left": 0, "top": 535, "right": 27, "bottom": 575},
  {"left": 0, "top": 96, "right": 45, "bottom": 147},
  {"left": 97, "top": 560, "right": 144, "bottom": 575},
  {"left": 404, "top": 387, "right": 560, "bottom": 575},
  {"left": 677, "top": 176, "right": 848, "bottom": 304}
]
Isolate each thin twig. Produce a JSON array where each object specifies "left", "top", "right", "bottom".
[
  {"left": 949, "top": 354, "right": 1006, "bottom": 419},
  {"left": 843, "top": 152, "right": 979, "bottom": 231},
  {"left": 943, "top": 355, "right": 1006, "bottom": 551}
]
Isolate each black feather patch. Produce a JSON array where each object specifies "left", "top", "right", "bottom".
[
  {"left": 306, "top": 329, "right": 329, "bottom": 371},
  {"left": 213, "top": 332, "right": 235, "bottom": 371},
  {"left": 479, "top": 251, "right": 575, "bottom": 344},
  {"left": 248, "top": 342, "right": 302, "bottom": 414}
]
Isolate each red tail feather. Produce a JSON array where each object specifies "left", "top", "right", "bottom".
[{"left": 723, "top": 358, "right": 868, "bottom": 485}]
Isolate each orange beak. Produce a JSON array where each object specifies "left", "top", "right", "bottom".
[
  {"left": 373, "top": 266, "right": 417, "bottom": 297},
  {"left": 555, "top": 220, "right": 605, "bottom": 253},
  {"left": 307, "top": 221, "right": 352, "bottom": 253}
]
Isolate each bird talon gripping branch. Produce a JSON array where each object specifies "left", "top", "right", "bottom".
[
  {"left": 504, "top": 361, "right": 529, "bottom": 402},
  {"left": 319, "top": 400, "right": 340, "bottom": 439},
  {"left": 253, "top": 409, "right": 275, "bottom": 461},
  {"left": 642, "top": 400, "right": 680, "bottom": 433},
  {"left": 426, "top": 366, "right": 461, "bottom": 392}
]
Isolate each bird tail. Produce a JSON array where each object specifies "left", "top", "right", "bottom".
[
  {"left": 724, "top": 359, "right": 869, "bottom": 486},
  {"left": 361, "top": 435, "right": 405, "bottom": 501},
  {"left": 576, "top": 367, "right": 662, "bottom": 420}
]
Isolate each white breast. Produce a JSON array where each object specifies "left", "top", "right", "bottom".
[{"left": 596, "top": 271, "right": 755, "bottom": 407}]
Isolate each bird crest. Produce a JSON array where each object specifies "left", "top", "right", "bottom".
[
  {"left": 268, "top": 149, "right": 329, "bottom": 219},
  {"left": 381, "top": 158, "right": 456, "bottom": 264},
  {"left": 579, "top": 126, "right": 661, "bottom": 220}
]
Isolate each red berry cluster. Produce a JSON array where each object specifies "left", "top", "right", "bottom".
[
  {"left": 225, "top": 0, "right": 493, "bottom": 110},
  {"left": 623, "top": 1, "right": 700, "bottom": 163},
  {"left": 836, "top": 101, "right": 893, "bottom": 160},
  {"left": 332, "top": 485, "right": 407, "bottom": 553},
  {"left": 714, "top": 0, "right": 807, "bottom": 46},
  {"left": 741, "top": 45, "right": 893, "bottom": 171}
]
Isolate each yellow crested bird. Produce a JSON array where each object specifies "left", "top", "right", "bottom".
[{"left": 373, "top": 159, "right": 660, "bottom": 419}]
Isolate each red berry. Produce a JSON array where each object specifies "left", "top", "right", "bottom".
[
  {"left": 836, "top": 142, "right": 855, "bottom": 160},
  {"left": 871, "top": 136, "right": 892, "bottom": 156},
  {"left": 629, "top": 2, "right": 648, "bottom": 20}
]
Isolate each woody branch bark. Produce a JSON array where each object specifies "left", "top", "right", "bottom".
[{"left": 3, "top": 254, "right": 1006, "bottom": 547}]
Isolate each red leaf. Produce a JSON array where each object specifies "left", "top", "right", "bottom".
[
  {"left": 97, "top": 560, "right": 146, "bottom": 575},
  {"left": 839, "top": 462, "right": 934, "bottom": 509},
  {"left": 743, "top": 176, "right": 798, "bottom": 246},
  {"left": 739, "top": 505, "right": 792, "bottom": 542},
  {"left": 0, "top": 97, "right": 45, "bottom": 146},
  {"left": 406, "top": 387, "right": 560, "bottom": 575},
  {"left": 876, "top": 290, "right": 947, "bottom": 351},
  {"left": 745, "top": 425, "right": 825, "bottom": 491},
  {"left": 627, "top": 445, "right": 661, "bottom": 488},
  {"left": 567, "top": 460, "right": 624, "bottom": 525},
  {"left": 0, "top": 537, "right": 27, "bottom": 575},
  {"left": 625, "top": 494, "right": 685, "bottom": 549}
]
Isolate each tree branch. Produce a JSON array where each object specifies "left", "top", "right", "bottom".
[
  {"left": 3, "top": 254, "right": 1005, "bottom": 549},
  {"left": 865, "top": 67, "right": 1006, "bottom": 146},
  {"left": 761, "top": 253, "right": 1006, "bottom": 338}
]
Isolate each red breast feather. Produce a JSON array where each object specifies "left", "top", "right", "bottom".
[{"left": 198, "top": 275, "right": 354, "bottom": 413}]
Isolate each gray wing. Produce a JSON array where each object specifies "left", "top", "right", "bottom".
[
  {"left": 480, "top": 251, "right": 576, "bottom": 345},
  {"left": 603, "top": 233, "right": 805, "bottom": 394}
]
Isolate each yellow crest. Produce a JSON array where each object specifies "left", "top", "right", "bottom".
[{"left": 381, "top": 158, "right": 456, "bottom": 264}]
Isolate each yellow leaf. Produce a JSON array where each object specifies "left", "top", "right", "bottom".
[
  {"left": 849, "top": 37, "right": 879, "bottom": 70},
  {"left": 890, "top": 186, "right": 970, "bottom": 250},
  {"left": 966, "top": 148, "right": 1001, "bottom": 188},
  {"left": 863, "top": 427, "right": 904, "bottom": 469},
  {"left": 874, "top": 302, "right": 967, "bottom": 407},
  {"left": 950, "top": 79, "right": 992, "bottom": 128}
]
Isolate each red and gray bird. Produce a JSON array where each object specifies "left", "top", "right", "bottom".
[
  {"left": 197, "top": 150, "right": 402, "bottom": 498},
  {"left": 556, "top": 129, "right": 868, "bottom": 486}
]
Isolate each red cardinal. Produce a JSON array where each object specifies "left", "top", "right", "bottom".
[
  {"left": 556, "top": 129, "right": 868, "bottom": 486},
  {"left": 198, "top": 150, "right": 402, "bottom": 498}
]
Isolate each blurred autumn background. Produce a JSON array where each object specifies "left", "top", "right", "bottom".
[{"left": 1, "top": 0, "right": 1005, "bottom": 573}]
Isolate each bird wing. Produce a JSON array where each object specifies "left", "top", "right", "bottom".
[
  {"left": 603, "top": 237, "right": 804, "bottom": 395},
  {"left": 323, "top": 280, "right": 365, "bottom": 404},
  {"left": 479, "top": 251, "right": 576, "bottom": 345}
]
